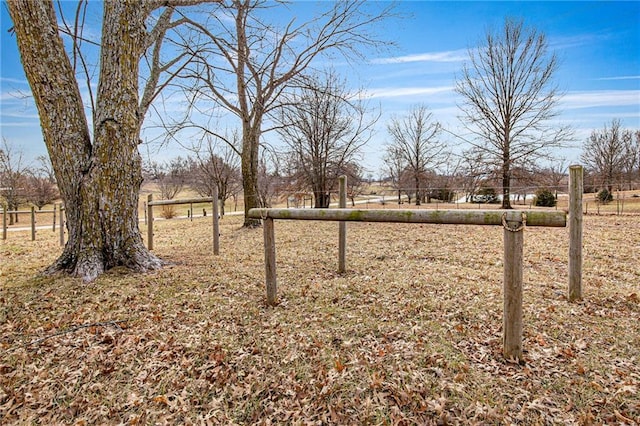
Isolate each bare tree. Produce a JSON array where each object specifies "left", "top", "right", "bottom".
[
  {"left": 0, "top": 139, "right": 29, "bottom": 224},
  {"left": 456, "top": 18, "right": 571, "bottom": 209},
  {"left": 383, "top": 145, "right": 409, "bottom": 204},
  {"left": 342, "top": 162, "right": 366, "bottom": 207},
  {"left": 276, "top": 71, "right": 376, "bottom": 208},
  {"left": 7, "top": 0, "right": 206, "bottom": 281},
  {"left": 581, "top": 119, "right": 632, "bottom": 192},
  {"left": 189, "top": 135, "right": 241, "bottom": 216},
  {"left": 25, "top": 175, "right": 60, "bottom": 210},
  {"left": 457, "top": 147, "right": 491, "bottom": 202},
  {"left": 386, "top": 105, "right": 448, "bottom": 206},
  {"left": 153, "top": 157, "right": 188, "bottom": 200},
  {"left": 256, "top": 153, "right": 283, "bottom": 209},
  {"left": 622, "top": 130, "right": 640, "bottom": 190},
  {"left": 177, "top": 0, "right": 395, "bottom": 225},
  {"left": 537, "top": 159, "right": 567, "bottom": 199}
]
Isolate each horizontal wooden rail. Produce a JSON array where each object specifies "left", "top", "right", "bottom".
[
  {"left": 146, "top": 193, "right": 219, "bottom": 254},
  {"left": 3, "top": 209, "right": 55, "bottom": 214},
  {"left": 147, "top": 197, "right": 214, "bottom": 206},
  {"left": 250, "top": 205, "right": 571, "bottom": 362},
  {"left": 248, "top": 208, "right": 566, "bottom": 227}
]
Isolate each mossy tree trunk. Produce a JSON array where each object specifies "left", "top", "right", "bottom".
[{"left": 8, "top": 0, "right": 162, "bottom": 281}]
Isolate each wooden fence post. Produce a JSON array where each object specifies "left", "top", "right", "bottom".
[
  {"left": 503, "top": 211, "right": 525, "bottom": 362},
  {"left": 2, "top": 204, "right": 6, "bottom": 240},
  {"left": 263, "top": 216, "right": 277, "bottom": 305},
  {"left": 569, "top": 165, "right": 583, "bottom": 302},
  {"left": 52, "top": 204, "right": 56, "bottom": 232},
  {"left": 59, "top": 205, "right": 65, "bottom": 246},
  {"left": 31, "top": 206, "right": 36, "bottom": 241},
  {"left": 338, "top": 175, "right": 347, "bottom": 273},
  {"left": 213, "top": 187, "right": 220, "bottom": 255},
  {"left": 147, "top": 194, "right": 154, "bottom": 250}
]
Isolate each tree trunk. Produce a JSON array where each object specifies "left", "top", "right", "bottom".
[
  {"left": 314, "top": 192, "right": 330, "bottom": 208},
  {"left": 502, "top": 148, "right": 512, "bottom": 209},
  {"left": 8, "top": 0, "right": 162, "bottom": 281},
  {"left": 241, "top": 128, "right": 261, "bottom": 227}
]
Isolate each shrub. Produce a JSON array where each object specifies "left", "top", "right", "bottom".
[
  {"left": 597, "top": 189, "right": 613, "bottom": 204},
  {"left": 161, "top": 205, "right": 177, "bottom": 219},
  {"left": 534, "top": 188, "right": 556, "bottom": 207}
]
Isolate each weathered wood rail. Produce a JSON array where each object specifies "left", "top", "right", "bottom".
[
  {"left": 248, "top": 167, "right": 583, "bottom": 362},
  {"left": 146, "top": 189, "right": 220, "bottom": 254},
  {"left": 2, "top": 204, "right": 65, "bottom": 244}
]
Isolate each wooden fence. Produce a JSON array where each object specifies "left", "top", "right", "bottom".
[
  {"left": 248, "top": 167, "right": 584, "bottom": 362},
  {"left": 146, "top": 188, "right": 220, "bottom": 255},
  {"left": 2, "top": 204, "right": 65, "bottom": 245}
]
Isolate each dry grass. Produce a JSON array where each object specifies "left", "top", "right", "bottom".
[{"left": 1, "top": 212, "right": 639, "bottom": 424}]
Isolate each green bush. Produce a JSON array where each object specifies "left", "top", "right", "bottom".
[
  {"left": 597, "top": 189, "right": 613, "bottom": 204},
  {"left": 534, "top": 188, "right": 556, "bottom": 207}
]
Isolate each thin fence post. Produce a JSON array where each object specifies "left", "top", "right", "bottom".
[
  {"left": 213, "top": 187, "right": 219, "bottom": 255},
  {"left": 338, "top": 175, "right": 347, "bottom": 273},
  {"left": 569, "top": 165, "right": 583, "bottom": 302},
  {"left": 147, "top": 194, "right": 154, "bottom": 250},
  {"left": 59, "top": 204, "right": 65, "bottom": 246},
  {"left": 503, "top": 211, "right": 524, "bottom": 362},
  {"left": 2, "top": 204, "right": 6, "bottom": 240},
  {"left": 263, "top": 216, "right": 277, "bottom": 306},
  {"left": 31, "top": 206, "right": 36, "bottom": 241},
  {"left": 52, "top": 204, "right": 56, "bottom": 232}
]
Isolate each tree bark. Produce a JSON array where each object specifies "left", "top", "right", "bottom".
[
  {"left": 502, "top": 158, "right": 512, "bottom": 209},
  {"left": 501, "top": 132, "right": 512, "bottom": 209},
  {"left": 241, "top": 128, "right": 261, "bottom": 227},
  {"left": 8, "top": 0, "right": 162, "bottom": 281}
]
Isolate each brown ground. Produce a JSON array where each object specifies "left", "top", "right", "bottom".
[{"left": 1, "top": 210, "right": 639, "bottom": 424}]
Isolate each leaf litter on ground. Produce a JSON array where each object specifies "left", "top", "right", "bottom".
[{"left": 1, "top": 213, "right": 639, "bottom": 424}]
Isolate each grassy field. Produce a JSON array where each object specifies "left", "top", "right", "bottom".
[{"left": 1, "top": 211, "right": 639, "bottom": 424}]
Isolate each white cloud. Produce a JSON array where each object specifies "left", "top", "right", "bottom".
[
  {"left": 595, "top": 75, "right": 640, "bottom": 81},
  {"left": 0, "top": 77, "right": 29, "bottom": 85},
  {"left": 562, "top": 90, "right": 640, "bottom": 109},
  {"left": 371, "top": 49, "right": 468, "bottom": 65},
  {"left": 366, "top": 86, "right": 453, "bottom": 99}
]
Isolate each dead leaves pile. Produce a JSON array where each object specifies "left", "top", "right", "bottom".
[{"left": 1, "top": 213, "right": 639, "bottom": 424}]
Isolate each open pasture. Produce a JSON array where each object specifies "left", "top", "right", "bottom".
[{"left": 1, "top": 213, "right": 639, "bottom": 424}]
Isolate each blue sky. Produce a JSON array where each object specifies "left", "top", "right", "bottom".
[{"left": 1, "top": 1, "right": 639, "bottom": 175}]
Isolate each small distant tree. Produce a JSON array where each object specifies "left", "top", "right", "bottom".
[
  {"left": 0, "top": 139, "right": 29, "bottom": 224},
  {"left": 257, "top": 154, "right": 283, "bottom": 209},
  {"left": 26, "top": 175, "right": 59, "bottom": 210},
  {"left": 340, "top": 162, "right": 366, "bottom": 206},
  {"left": 457, "top": 147, "right": 491, "bottom": 202},
  {"left": 383, "top": 145, "right": 408, "bottom": 204},
  {"left": 154, "top": 158, "right": 188, "bottom": 201},
  {"left": 581, "top": 119, "right": 631, "bottom": 192},
  {"left": 149, "top": 158, "right": 188, "bottom": 218},
  {"left": 35, "top": 155, "right": 57, "bottom": 184},
  {"left": 189, "top": 135, "right": 241, "bottom": 216},
  {"left": 25, "top": 154, "right": 59, "bottom": 209},
  {"left": 276, "top": 71, "right": 376, "bottom": 208},
  {"left": 597, "top": 188, "right": 614, "bottom": 204},
  {"left": 538, "top": 160, "right": 567, "bottom": 199},
  {"left": 621, "top": 130, "right": 640, "bottom": 189},
  {"left": 534, "top": 188, "right": 556, "bottom": 207},
  {"left": 386, "top": 104, "right": 448, "bottom": 206}
]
